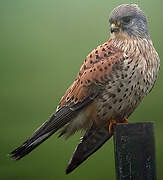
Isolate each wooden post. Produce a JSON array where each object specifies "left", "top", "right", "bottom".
[{"left": 113, "top": 122, "right": 157, "bottom": 180}]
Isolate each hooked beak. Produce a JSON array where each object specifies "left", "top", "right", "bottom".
[{"left": 110, "top": 23, "right": 120, "bottom": 33}]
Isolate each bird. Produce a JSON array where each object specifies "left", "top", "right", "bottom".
[{"left": 10, "top": 4, "right": 160, "bottom": 174}]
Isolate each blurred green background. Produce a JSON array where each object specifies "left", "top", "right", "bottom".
[{"left": 1, "top": 0, "right": 162, "bottom": 179}]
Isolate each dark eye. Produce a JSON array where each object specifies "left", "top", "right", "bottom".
[{"left": 122, "top": 17, "right": 131, "bottom": 24}]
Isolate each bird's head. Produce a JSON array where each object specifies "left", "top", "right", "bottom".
[{"left": 109, "top": 4, "right": 149, "bottom": 39}]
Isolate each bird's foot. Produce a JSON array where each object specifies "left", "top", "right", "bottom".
[
  {"left": 108, "top": 118, "right": 129, "bottom": 134},
  {"left": 108, "top": 119, "right": 117, "bottom": 134},
  {"left": 121, "top": 118, "right": 129, "bottom": 123}
]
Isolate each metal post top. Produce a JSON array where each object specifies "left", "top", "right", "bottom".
[
  {"left": 114, "top": 122, "right": 155, "bottom": 135},
  {"left": 115, "top": 121, "right": 154, "bottom": 127}
]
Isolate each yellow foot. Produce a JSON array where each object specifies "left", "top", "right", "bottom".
[
  {"left": 108, "top": 118, "right": 129, "bottom": 134},
  {"left": 109, "top": 119, "right": 117, "bottom": 134},
  {"left": 121, "top": 118, "right": 129, "bottom": 123}
]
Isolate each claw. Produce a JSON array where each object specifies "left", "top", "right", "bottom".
[
  {"left": 122, "top": 118, "right": 129, "bottom": 123},
  {"left": 108, "top": 118, "right": 129, "bottom": 134},
  {"left": 109, "top": 119, "right": 117, "bottom": 134}
]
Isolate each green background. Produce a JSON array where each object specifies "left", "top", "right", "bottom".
[{"left": 1, "top": 0, "right": 162, "bottom": 179}]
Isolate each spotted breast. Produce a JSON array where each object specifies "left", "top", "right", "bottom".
[
  {"left": 93, "top": 36, "right": 160, "bottom": 126},
  {"left": 58, "top": 35, "right": 160, "bottom": 137}
]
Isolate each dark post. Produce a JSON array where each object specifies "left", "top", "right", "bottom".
[{"left": 113, "top": 122, "right": 157, "bottom": 180}]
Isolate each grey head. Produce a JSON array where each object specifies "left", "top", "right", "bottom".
[{"left": 109, "top": 4, "right": 149, "bottom": 38}]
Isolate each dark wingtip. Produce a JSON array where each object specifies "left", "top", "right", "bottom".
[
  {"left": 65, "top": 127, "right": 113, "bottom": 174},
  {"left": 66, "top": 167, "right": 74, "bottom": 174},
  {"left": 66, "top": 166, "right": 73, "bottom": 174},
  {"left": 66, "top": 156, "right": 81, "bottom": 174}
]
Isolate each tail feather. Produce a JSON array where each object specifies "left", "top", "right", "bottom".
[
  {"left": 10, "top": 131, "right": 54, "bottom": 160},
  {"left": 10, "top": 106, "right": 77, "bottom": 160},
  {"left": 66, "top": 126, "right": 112, "bottom": 174},
  {"left": 10, "top": 88, "right": 99, "bottom": 161}
]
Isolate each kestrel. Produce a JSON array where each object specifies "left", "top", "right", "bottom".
[{"left": 10, "top": 4, "right": 160, "bottom": 174}]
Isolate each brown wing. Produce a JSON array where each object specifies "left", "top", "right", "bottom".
[
  {"left": 10, "top": 39, "right": 124, "bottom": 161},
  {"left": 58, "top": 40, "right": 123, "bottom": 108}
]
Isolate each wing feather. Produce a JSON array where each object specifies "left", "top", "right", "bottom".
[
  {"left": 58, "top": 40, "right": 123, "bottom": 108},
  {"left": 66, "top": 126, "right": 112, "bottom": 174},
  {"left": 10, "top": 93, "right": 99, "bottom": 160},
  {"left": 10, "top": 39, "right": 123, "bottom": 161}
]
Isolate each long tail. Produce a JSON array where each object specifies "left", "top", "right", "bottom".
[
  {"left": 10, "top": 86, "right": 99, "bottom": 161},
  {"left": 10, "top": 106, "right": 78, "bottom": 160},
  {"left": 66, "top": 126, "right": 112, "bottom": 174}
]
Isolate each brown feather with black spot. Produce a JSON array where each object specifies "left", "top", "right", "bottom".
[{"left": 58, "top": 40, "right": 123, "bottom": 108}]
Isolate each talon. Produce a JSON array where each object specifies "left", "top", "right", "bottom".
[
  {"left": 108, "top": 118, "right": 129, "bottom": 134},
  {"left": 109, "top": 119, "right": 117, "bottom": 134},
  {"left": 122, "top": 118, "right": 129, "bottom": 123}
]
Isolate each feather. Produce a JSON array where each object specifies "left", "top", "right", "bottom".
[
  {"left": 66, "top": 126, "right": 112, "bottom": 174},
  {"left": 10, "top": 92, "right": 99, "bottom": 160}
]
